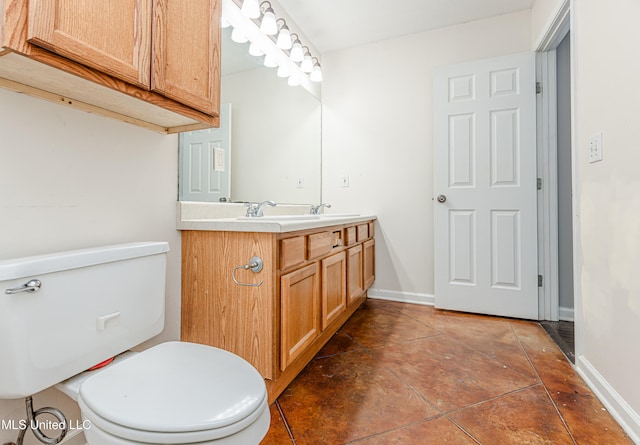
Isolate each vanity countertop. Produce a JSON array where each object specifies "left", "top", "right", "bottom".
[{"left": 177, "top": 214, "right": 377, "bottom": 233}]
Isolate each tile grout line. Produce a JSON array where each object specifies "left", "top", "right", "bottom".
[
  {"left": 510, "top": 322, "right": 578, "bottom": 445},
  {"left": 275, "top": 400, "right": 297, "bottom": 445}
]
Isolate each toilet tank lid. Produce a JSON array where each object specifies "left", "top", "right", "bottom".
[{"left": 0, "top": 242, "right": 169, "bottom": 281}]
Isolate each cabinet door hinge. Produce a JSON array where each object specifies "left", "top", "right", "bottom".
[
  {"left": 537, "top": 178, "right": 542, "bottom": 190},
  {"left": 538, "top": 275, "right": 543, "bottom": 287},
  {"left": 536, "top": 82, "right": 543, "bottom": 94}
]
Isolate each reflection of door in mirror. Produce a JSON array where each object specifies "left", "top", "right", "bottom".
[{"left": 179, "top": 103, "right": 232, "bottom": 202}]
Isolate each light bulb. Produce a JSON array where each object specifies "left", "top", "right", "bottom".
[
  {"left": 231, "top": 28, "right": 248, "bottom": 44},
  {"left": 241, "top": 0, "right": 260, "bottom": 19},
  {"left": 290, "top": 41, "right": 304, "bottom": 62},
  {"left": 263, "top": 54, "right": 278, "bottom": 68},
  {"left": 276, "top": 27, "right": 292, "bottom": 50},
  {"left": 249, "top": 43, "right": 264, "bottom": 57},
  {"left": 277, "top": 65, "right": 290, "bottom": 78},
  {"left": 301, "top": 54, "right": 313, "bottom": 73},
  {"left": 260, "top": 10, "right": 277, "bottom": 35},
  {"left": 310, "top": 64, "right": 322, "bottom": 82}
]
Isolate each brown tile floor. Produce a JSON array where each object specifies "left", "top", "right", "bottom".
[{"left": 261, "top": 299, "right": 632, "bottom": 445}]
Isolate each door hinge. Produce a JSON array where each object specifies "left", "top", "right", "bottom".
[
  {"left": 536, "top": 82, "right": 543, "bottom": 94},
  {"left": 537, "top": 178, "right": 542, "bottom": 190},
  {"left": 538, "top": 275, "right": 543, "bottom": 287}
]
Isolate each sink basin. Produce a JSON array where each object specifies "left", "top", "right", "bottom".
[
  {"left": 318, "top": 213, "right": 360, "bottom": 217},
  {"left": 237, "top": 215, "right": 320, "bottom": 221}
]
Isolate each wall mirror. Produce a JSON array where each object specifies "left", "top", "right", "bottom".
[{"left": 178, "top": 27, "right": 322, "bottom": 205}]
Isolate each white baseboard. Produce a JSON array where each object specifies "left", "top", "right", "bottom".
[
  {"left": 576, "top": 355, "right": 640, "bottom": 444},
  {"left": 367, "top": 288, "right": 434, "bottom": 306},
  {"left": 559, "top": 306, "right": 574, "bottom": 321}
]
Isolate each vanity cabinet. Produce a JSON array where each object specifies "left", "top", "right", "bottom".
[
  {"left": 181, "top": 219, "right": 375, "bottom": 403},
  {"left": 0, "top": 0, "right": 220, "bottom": 132}
]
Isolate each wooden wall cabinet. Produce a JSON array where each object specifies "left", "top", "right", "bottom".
[
  {"left": 182, "top": 219, "right": 375, "bottom": 403},
  {"left": 0, "top": 0, "right": 220, "bottom": 133}
]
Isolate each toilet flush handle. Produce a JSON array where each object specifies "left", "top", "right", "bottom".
[{"left": 5, "top": 279, "right": 42, "bottom": 294}]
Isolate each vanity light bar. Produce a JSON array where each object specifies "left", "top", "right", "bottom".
[{"left": 224, "top": 0, "right": 322, "bottom": 92}]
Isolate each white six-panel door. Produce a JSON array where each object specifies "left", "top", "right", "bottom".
[
  {"left": 433, "top": 53, "right": 538, "bottom": 320},
  {"left": 179, "top": 103, "right": 232, "bottom": 202}
]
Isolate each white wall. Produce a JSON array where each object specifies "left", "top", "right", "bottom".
[
  {"left": 572, "top": 0, "right": 640, "bottom": 440},
  {"left": 531, "top": 0, "right": 567, "bottom": 48},
  {"left": 321, "top": 10, "right": 532, "bottom": 303},
  {"left": 0, "top": 89, "right": 182, "bottom": 444}
]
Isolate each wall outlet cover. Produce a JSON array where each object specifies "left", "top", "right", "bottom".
[{"left": 588, "top": 132, "right": 603, "bottom": 163}]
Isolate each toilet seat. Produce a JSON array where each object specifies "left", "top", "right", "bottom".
[{"left": 78, "top": 342, "right": 268, "bottom": 443}]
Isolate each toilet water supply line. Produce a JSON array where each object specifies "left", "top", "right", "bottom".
[{"left": 3, "top": 396, "right": 68, "bottom": 445}]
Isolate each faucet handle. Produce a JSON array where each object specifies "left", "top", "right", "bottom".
[
  {"left": 310, "top": 203, "right": 331, "bottom": 215},
  {"left": 245, "top": 202, "right": 258, "bottom": 217}
]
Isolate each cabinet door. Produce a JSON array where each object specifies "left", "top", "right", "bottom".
[
  {"left": 27, "top": 0, "right": 152, "bottom": 88},
  {"left": 321, "top": 251, "right": 346, "bottom": 330},
  {"left": 281, "top": 263, "right": 319, "bottom": 371},
  {"left": 347, "top": 245, "right": 364, "bottom": 306},
  {"left": 363, "top": 239, "right": 375, "bottom": 289},
  {"left": 152, "top": 0, "right": 221, "bottom": 115}
]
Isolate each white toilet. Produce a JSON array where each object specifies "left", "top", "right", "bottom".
[{"left": 0, "top": 242, "right": 269, "bottom": 444}]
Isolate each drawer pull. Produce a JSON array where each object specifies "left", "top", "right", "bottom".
[{"left": 232, "top": 256, "right": 264, "bottom": 287}]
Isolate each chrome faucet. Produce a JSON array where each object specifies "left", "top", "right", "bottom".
[
  {"left": 256, "top": 200, "right": 277, "bottom": 216},
  {"left": 245, "top": 200, "right": 277, "bottom": 217},
  {"left": 310, "top": 203, "right": 331, "bottom": 215}
]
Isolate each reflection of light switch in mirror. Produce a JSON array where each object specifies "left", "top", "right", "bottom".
[
  {"left": 296, "top": 177, "right": 304, "bottom": 188},
  {"left": 214, "top": 147, "right": 225, "bottom": 171}
]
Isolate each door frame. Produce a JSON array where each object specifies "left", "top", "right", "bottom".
[{"left": 535, "top": 0, "right": 571, "bottom": 321}]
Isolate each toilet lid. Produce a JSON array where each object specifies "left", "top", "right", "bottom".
[{"left": 79, "top": 342, "right": 267, "bottom": 435}]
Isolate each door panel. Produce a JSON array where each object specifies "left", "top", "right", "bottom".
[
  {"left": 151, "top": 0, "right": 220, "bottom": 115},
  {"left": 347, "top": 245, "right": 364, "bottom": 306},
  {"left": 281, "top": 263, "right": 319, "bottom": 371},
  {"left": 434, "top": 52, "right": 538, "bottom": 320},
  {"left": 321, "top": 252, "right": 346, "bottom": 330},
  {"left": 28, "top": 0, "right": 152, "bottom": 88},
  {"left": 449, "top": 210, "right": 476, "bottom": 285}
]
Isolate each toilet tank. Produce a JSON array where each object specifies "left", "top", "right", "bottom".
[{"left": 0, "top": 242, "right": 169, "bottom": 399}]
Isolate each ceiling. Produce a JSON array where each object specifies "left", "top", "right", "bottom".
[{"left": 277, "top": 0, "right": 535, "bottom": 54}]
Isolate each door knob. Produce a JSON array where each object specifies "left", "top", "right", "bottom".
[{"left": 437, "top": 195, "right": 447, "bottom": 203}]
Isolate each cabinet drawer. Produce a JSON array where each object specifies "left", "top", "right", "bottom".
[
  {"left": 356, "top": 224, "right": 369, "bottom": 242},
  {"left": 345, "top": 226, "right": 357, "bottom": 246},
  {"left": 308, "top": 232, "right": 333, "bottom": 260},
  {"left": 281, "top": 236, "right": 305, "bottom": 270},
  {"left": 368, "top": 222, "right": 375, "bottom": 238}
]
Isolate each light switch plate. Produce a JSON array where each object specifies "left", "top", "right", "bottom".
[
  {"left": 341, "top": 175, "right": 350, "bottom": 187},
  {"left": 296, "top": 177, "right": 304, "bottom": 188},
  {"left": 589, "top": 132, "right": 603, "bottom": 163}
]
